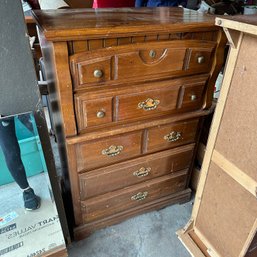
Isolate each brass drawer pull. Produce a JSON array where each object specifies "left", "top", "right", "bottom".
[
  {"left": 197, "top": 56, "right": 205, "bottom": 64},
  {"left": 164, "top": 131, "right": 182, "bottom": 142},
  {"left": 93, "top": 69, "right": 103, "bottom": 78},
  {"left": 102, "top": 145, "right": 123, "bottom": 157},
  {"left": 133, "top": 167, "right": 151, "bottom": 178},
  {"left": 138, "top": 98, "right": 160, "bottom": 111},
  {"left": 149, "top": 50, "right": 156, "bottom": 58},
  {"left": 191, "top": 94, "right": 197, "bottom": 101},
  {"left": 97, "top": 111, "right": 105, "bottom": 118},
  {"left": 131, "top": 192, "right": 148, "bottom": 201}
]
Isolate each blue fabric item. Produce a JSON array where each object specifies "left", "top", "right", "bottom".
[{"left": 135, "top": 0, "right": 186, "bottom": 7}]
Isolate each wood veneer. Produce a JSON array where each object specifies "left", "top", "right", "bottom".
[{"left": 34, "top": 7, "right": 226, "bottom": 238}]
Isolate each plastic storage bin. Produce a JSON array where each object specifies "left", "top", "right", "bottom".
[{"left": 0, "top": 116, "right": 47, "bottom": 186}]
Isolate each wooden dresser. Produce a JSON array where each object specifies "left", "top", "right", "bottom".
[{"left": 33, "top": 8, "right": 226, "bottom": 239}]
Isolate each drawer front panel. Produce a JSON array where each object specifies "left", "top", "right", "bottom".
[
  {"left": 116, "top": 48, "right": 185, "bottom": 80},
  {"left": 76, "top": 57, "right": 111, "bottom": 85},
  {"left": 178, "top": 81, "right": 206, "bottom": 111},
  {"left": 117, "top": 85, "right": 179, "bottom": 121},
  {"left": 147, "top": 119, "right": 199, "bottom": 153},
  {"left": 70, "top": 41, "right": 215, "bottom": 88},
  {"left": 75, "top": 96, "right": 113, "bottom": 129},
  {"left": 79, "top": 144, "right": 195, "bottom": 199},
  {"left": 74, "top": 75, "right": 208, "bottom": 130},
  {"left": 187, "top": 48, "right": 213, "bottom": 73},
  {"left": 76, "top": 131, "right": 142, "bottom": 172},
  {"left": 81, "top": 170, "right": 188, "bottom": 222}
]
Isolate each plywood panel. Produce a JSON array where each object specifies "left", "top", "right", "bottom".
[
  {"left": 195, "top": 162, "right": 257, "bottom": 257},
  {"left": 215, "top": 35, "right": 257, "bottom": 182}
]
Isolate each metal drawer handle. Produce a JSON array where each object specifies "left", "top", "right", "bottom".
[
  {"left": 131, "top": 192, "right": 148, "bottom": 201},
  {"left": 138, "top": 98, "right": 160, "bottom": 111},
  {"left": 164, "top": 131, "right": 182, "bottom": 142},
  {"left": 149, "top": 50, "right": 156, "bottom": 58},
  {"left": 97, "top": 111, "right": 105, "bottom": 118},
  {"left": 93, "top": 69, "right": 103, "bottom": 78},
  {"left": 102, "top": 145, "right": 123, "bottom": 157},
  {"left": 133, "top": 167, "right": 151, "bottom": 178},
  {"left": 191, "top": 94, "right": 197, "bottom": 101},
  {"left": 197, "top": 56, "right": 205, "bottom": 64}
]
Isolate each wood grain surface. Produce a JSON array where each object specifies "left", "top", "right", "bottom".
[{"left": 32, "top": 8, "right": 218, "bottom": 41}]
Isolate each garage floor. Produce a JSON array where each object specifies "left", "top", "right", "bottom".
[{"left": 67, "top": 201, "right": 192, "bottom": 257}]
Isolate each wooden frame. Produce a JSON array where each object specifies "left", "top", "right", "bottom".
[{"left": 177, "top": 16, "right": 257, "bottom": 257}]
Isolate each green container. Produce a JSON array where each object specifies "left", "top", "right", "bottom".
[{"left": 0, "top": 116, "right": 47, "bottom": 186}]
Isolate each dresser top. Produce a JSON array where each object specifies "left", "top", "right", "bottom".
[{"left": 33, "top": 7, "right": 217, "bottom": 41}]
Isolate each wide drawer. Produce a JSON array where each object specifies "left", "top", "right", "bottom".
[
  {"left": 76, "top": 131, "right": 142, "bottom": 172},
  {"left": 70, "top": 40, "right": 215, "bottom": 89},
  {"left": 81, "top": 170, "right": 188, "bottom": 223},
  {"left": 147, "top": 119, "right": 199, "bottom": 153},
  {"left": 75, "top": 75, "right": 207, "bottom": 131},
  {"left": 79, "top": 144, "right": 195, "bottom": 199}
]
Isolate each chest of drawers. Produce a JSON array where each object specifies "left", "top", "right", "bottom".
[{"left": 33, "top": 7, "right": 226, "bottom": 239}]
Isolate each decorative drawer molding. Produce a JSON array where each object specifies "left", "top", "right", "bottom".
[
  {"left": 70, "top": 40, "right": 215, "bottom": 89},
  {"left": 74, "top": 75, "right": 208, "bottom": 131},
  {"left": 79, "top": 144, "right": 195, "bottom": 199},
  {"left": 72, "top": 118, "right": 199, "bottom": 172}
]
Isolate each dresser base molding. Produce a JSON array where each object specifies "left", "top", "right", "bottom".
[{"left": 74, "top": 188, "right": 191, "bottom": 240}]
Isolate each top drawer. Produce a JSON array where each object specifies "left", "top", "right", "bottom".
[{"left": 70, "top": 40, "right": 215, "bottom": 89}]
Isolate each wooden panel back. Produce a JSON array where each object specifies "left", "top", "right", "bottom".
[
  {"left": 215, "top": 35, "right": 257, "bottom": 181},
  {"left": 195, "top": 163, "right": 257, "bottom": 257}
]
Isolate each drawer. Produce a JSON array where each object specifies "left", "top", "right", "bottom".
[
  {"left": 79, "top": 144, "right": 195, "bottom": 199},
  {"left": 75, "top": 96, "right": 113, "bottom": 129},
  {"left": 75, "top": 57, "right": 111, "bottom": 85},
  {"left": 116, "top": 48, "right": 185, "bottom": 81},
  {"left": 74, "top": 75, "right": 207, "bottom": 131},
  {"left": 70, "top": 40, "right": 215, "bottom": 88},
  {"left": 81, "top": 170, "right": 188, "bottom": 222},
  {"left": 187, "top": 48, "right": 213, "bottom": 73},
  {"left": 147, "top": 119, "right": 199, "bottom": 153},
  {"left": 75, "top": 131, "right": 142, "bottom": 172}
]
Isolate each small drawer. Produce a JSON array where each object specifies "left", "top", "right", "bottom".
[
  {"left": 75, "top": 96, "right": 113, "bottom": 129},
  {"left": 178, "top": 80, "right": 206, "bottom": 111},
  {"left": 75, "top": 57, "right": 111, "bottom": 85},
  {"left": 187, "top": 48, "right": 213, "bottom": 73},
  {"left": 75, "top": 131, "right": 142, "bottom": 172},
  {"left": 81, "top": 170, "right": 188, "bottom": 222},
  {"left": 79, "top": 144, "right": 194, "bottom": 199},
  {"left": 147, "top": 119, "right": 199, "bottom": 153}
]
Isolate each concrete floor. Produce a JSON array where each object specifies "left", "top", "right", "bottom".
[{"left": 67, "top": 202, "right": 192, "bottom": 257}]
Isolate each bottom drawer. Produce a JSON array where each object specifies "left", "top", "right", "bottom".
[{"left": 81, "top": 170, "right": 188, "bottom": 223}]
